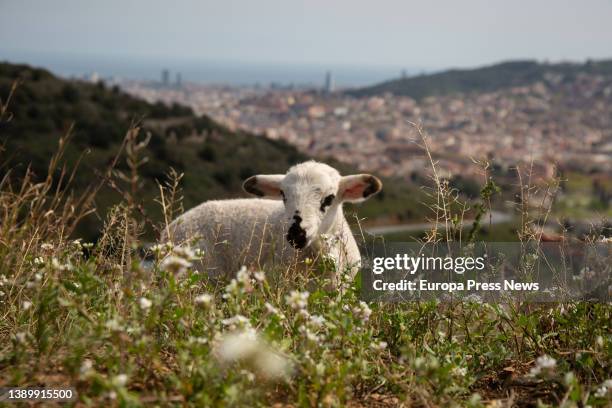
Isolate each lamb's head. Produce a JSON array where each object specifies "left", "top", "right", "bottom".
[{"left": 243, "top": 161, "right": 382, "bottom": 249}]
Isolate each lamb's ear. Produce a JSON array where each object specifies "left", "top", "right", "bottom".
[
  {"left": 242, "top": 174, "right": 284, "bottom": 197},
  {"left": 338, "top": 174, "right": 382, "bottom": 203}
]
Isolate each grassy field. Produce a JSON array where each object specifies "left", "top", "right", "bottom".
[
  {"left": 553, "top": 172, "right": 612, "bottom": 220},
  {"left": 377, "top": 222, "right": 521, "bottom": 243},
  {"left": 0, "top": 71, "right": 610, "bottom": 407},
  {"left": 0, "top": 135, "right": 610, "bottom": 408}
]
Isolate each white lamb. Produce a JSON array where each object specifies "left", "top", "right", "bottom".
[{"left": 162, "top": 161, "right": 382, "bottom": 284}]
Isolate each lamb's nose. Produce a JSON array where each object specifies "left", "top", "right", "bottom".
[{"left": 287, "top": 215, "right": 307, "bottom": 249}]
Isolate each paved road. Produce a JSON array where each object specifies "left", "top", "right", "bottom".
[{"left": 364, "top": 211, "right": 513, "bottom": 236}]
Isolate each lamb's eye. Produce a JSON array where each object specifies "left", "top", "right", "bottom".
[
  {"left": 280, "top": 190, "right": 287, "bottom": 204},
  {"left": 320, "top": 194, "right": 335, "bottom": 212}
]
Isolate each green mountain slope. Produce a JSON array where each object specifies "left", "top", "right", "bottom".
[
  {"left": 0, "top": 63, "right": 429, "bottom": 240},
  {"left": 349, "top": 59, "right": 612, "bottom": 99}
]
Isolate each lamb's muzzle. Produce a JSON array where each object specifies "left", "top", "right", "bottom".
[{"left": 287, "top": 215, "right": 307, "bottom": 249}]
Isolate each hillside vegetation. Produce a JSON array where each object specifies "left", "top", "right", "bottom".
[
  {"left": 349, "top": 59, "right": 612, "bottom": 99},
  {"left": 0, "top": 63, "right": 430, "bottom": 240}
]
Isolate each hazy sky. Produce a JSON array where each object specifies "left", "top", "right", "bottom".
[{"left": 2, "top": 0, "right": 612, "bottom": 70}]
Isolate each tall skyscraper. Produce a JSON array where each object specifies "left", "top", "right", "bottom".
[
  {"left": 161, "top": 69, "right": 170, "bottom": 86},
  {"left": 324, "top": 71, "right": 334, "bottom": 93}
]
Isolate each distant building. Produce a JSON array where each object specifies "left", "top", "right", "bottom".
[
  {"left": 324, "top": 71, "right": 334, "bottom": 93},
  {"left": 401, "top": 69, "right": 407, "bottom": 79},
  {"left": 161, "top": 69, "right": 170, "bottom": 86},
  {"left": 175, "top": 72, "right": 182, "bottom": 88}
]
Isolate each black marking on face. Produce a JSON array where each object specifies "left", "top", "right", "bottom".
[
  {"left": 320, "top": 194, "right": 335, "bottom": 212},
  {"left": 287, "top": 215, "right": 307, "bottom": 249},
  {"left": 362, "top": 176, "right": 382, "bottom": 198},
  {"left": 280, "top": 190, "right": 287, "bottom": 204},
  {"left": 243, "top": 177, "right": 264, "bottom": 197}
]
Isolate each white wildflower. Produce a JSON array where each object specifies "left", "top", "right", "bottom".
[
  {"left": 215, "top": 329, "right": 292, "bottom": 380},
  {"left": 34, "top": 257, "right": 45, "bottom": 266},
  {"left": 264, "top": 302, "right": 279, "bottom": 315},
  {"left": 253, "top": 271, "right": 266, "bottom": 282},
  {"left": 529, "top": 354, "right": 557, "bottom": 377},
  {"left": 353, "top": 301, "right": 372, "bottom": 322},
  {"left": 194, "top": 293, "right": 213, "bottom": 306},
  {"left": 224, "top": 267, "right": 256, "bottom": 298},
  {"left": 236, "top": 266, "right": 252, "bottom": 286},
  {"left": 160, "top": 255, "right": 192, "bottom": 275},
  {"left": 285, "top": 290, "right": 309, "bottom": 310},
  {"left": 594, "top": 379, "right": 612, "bottom": 398},
  {"left": 105, "top": 318, "right": 122, "bottom": 332},
  {"left": 371, "top": 341, "right": 387, "bottom": 351},
  {"left": 51, "top": 257, "right": 61, "bottom": 269},
  {"left": 240, "top": 369, "right": 256, "bottom": 382},
  {"left": 138, "top": 297, "right": 152, "bottom": 310},
  {"left": 223, "top": 279, "right": 240, "bottom": 299},
  {"left": 112, "top": 374, "right": 128, "bottom": 387},
  {"left": 50, "top": 257, "right": 71, "bottom": 271},
  {"left": 150, "top": 243, "right": 167, "bottom": 257},
  {"left": 173, "top": 245, "right": 196, "bottom": 260},
  {"left": 254, "top": 350, "right": 292, "bottom": 379},
  {"left": 41, "top": 243, "right": 53, "bottom": 252},
  {"left": 22, "top": 301, "right": 32, "bottom": 311},
  {"left": 464, "top": 294, "right": 482, "bottom": 303},
  {"left": 80, "top": 359, "right": 94, "bottom": 378},
  {"left": 215, "top": 328, "right": 259, "bottom": 362},
  {"left": 188, "top": 336, "right": 208, "bottom": 345},
  {"left": 264, "top": 302, "right": 285, "bottom": 320},
  {"left": 452, "top": 366, "right": 468, "bottom": 376},
  {"left": 222, "top": 314, "right": 251, "bottom": 330},
  {"left": 309, "top": 314, "right": 326, "bottom": 328},
  {"left": 299, "top": 326, "right": 321, "bottom": 343},
  {"left": 413, "top": 357, "right": 426, "bottom": 370}
]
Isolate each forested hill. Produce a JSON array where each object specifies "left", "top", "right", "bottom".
[
  {"left": 0, "top": 63, "right": 427, "bottom": 239},
  {"left": 0, "top": 63, "right": 314, "bottom": 238},
  {"left": 348, "top": 59, "right": 612, "bottom": 99}
]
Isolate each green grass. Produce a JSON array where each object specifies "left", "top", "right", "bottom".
[
  {"left": 377, "top": 222, "right": 521, "bottom": 243},
  {"left": 0, "top": 239, "right": 610, "bottom": 406},
  {"left": 553, "top": 172, "right": 612, "bottom": 220},
  {"left": 0, "top": 142, "right": 609, "bottom": 406}
]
